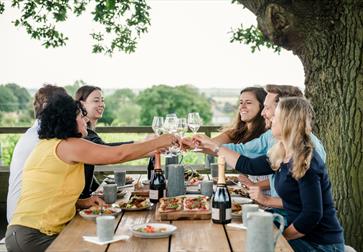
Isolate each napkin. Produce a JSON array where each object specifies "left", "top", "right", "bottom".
[
  {"left": 226, "top": 223, "right": 247, "bottom": 230},
  {"left": 83, "top": 235, "right": 129, "bottom": 245},
  {"left": 0, "top": 237, "right": 5, "bottom": 244}
]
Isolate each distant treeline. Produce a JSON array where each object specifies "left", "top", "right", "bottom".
[{"left": 0, "top": 82, "right": 213, "bottom": 126}]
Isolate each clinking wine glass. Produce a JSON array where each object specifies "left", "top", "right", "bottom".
[
  {"left": 174, "top": 118, "right": 188, "bottom": 154},
  {"left": 188, "top": 112, "right": 202, "bottom": 151},
  {"left": 163, "top": 114, "right": 179, "bottom": 157},
  {"left": 152, "top": 116, "right": 164, "bottom": 136},
  {"left": 177, "top": 118, "right": 188, "bottom": 138}
]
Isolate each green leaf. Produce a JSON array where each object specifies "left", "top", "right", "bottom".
[
  {"left": 0, "top": 1, "right": 5, "bottom": 14},
  {"left": 6, "top": 0, "right": 151, "bottom": 55},
  {"left": 230, "top": 25, "right": 281, "bottom": 54},
  {"left": 106, "top": 0, "right": 115, "bottom": 10}
]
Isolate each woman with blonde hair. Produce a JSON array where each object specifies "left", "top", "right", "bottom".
[{"left": 194, "top": 97, "right": 344, "bottom": 251}]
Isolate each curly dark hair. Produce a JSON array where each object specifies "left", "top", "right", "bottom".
[{"left": 38, "top": 94, "right": 87, "bottom": 139}]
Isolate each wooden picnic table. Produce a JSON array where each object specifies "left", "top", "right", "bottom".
[{"left": 46, "top": 174, "right": 293, "bottom": 252}]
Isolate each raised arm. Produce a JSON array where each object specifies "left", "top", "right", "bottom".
[
  {"left": 57, "top": 134, "right": 177, "bottom": 165},
  {"left": 223, "top": 130, "right": 274, "bottom": 158},
  {"left": 193, "top": 134, "right": 273, "bottom": 175}
]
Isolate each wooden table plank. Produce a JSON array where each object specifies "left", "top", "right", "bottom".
[
  {"left": 170, "top": 220, "right": 231, "bottom": 252},
  {"left": 226, "top": 218, "right": 293, "bottom": 252},
  {"left": 108, "top": 205, "right": 169, "bottom": 252},
  {"left": 46, "top": 214, "right": 121, "bottom": 252}
]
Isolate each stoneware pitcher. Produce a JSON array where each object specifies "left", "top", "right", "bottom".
[
  {"left": 167, "top": 164, "right": 185, "bottom": 197},
  {"left": 246, "top": 211, "right": 285, "bottom": 252}
]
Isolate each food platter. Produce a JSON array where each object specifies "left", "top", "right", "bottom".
[
  {"left": 184, "top": 169, "right": 203, "bottom": 183},
  {"left": 130, "top": 223, "right": 177, "bottom": 238},
  {"left": 155, "top": 195, "right": 211, "bottom": 221},
  {"left": 214, "top": 176, "right": 239, "bottom": 186},
  {"left": 228, "top": 186, "right": 249, "bottom": 198},
  {"left": 118, "top": 196, "right": 152, "bottom": 211},
  {"left": 79, "top": 206, "right": 121, "bottom": 221}
]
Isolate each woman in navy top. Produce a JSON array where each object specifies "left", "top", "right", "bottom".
[{"left": 194, "top": 97, "right": 344, "bottom": 252}]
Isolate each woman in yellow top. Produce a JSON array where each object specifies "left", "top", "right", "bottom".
[{"left": 5, "top": 94, "right": 178, "bottom": 252}]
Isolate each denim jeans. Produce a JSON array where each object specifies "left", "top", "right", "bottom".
[{"left": 289, "top": 239, "right": 344, "bottom": 252}]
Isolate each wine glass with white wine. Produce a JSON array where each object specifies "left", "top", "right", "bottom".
[
  {"left": 152, "top": 116, "right": 164, "bottom": 136},
  {"left": 163, "top": 114, "right": 179, "bottom": 157},
  {"left": 187, "top": 112, "right": 202, "bottom": 151}
]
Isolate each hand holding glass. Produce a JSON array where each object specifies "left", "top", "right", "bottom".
[{"left": 163, "top": 115, "right": 179, "bottom": 156}]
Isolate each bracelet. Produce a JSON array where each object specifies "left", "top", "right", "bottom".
[{"left": 213, "top": 145, "right": 220, "bottom": 155}]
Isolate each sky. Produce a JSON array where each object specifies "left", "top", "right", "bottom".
[{"left": 0, "top": 0, "right": 305, "bottom": 90}]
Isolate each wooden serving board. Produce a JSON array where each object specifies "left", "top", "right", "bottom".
[{"left": 155, "top": 202, "right": 211, "bottom": 221}]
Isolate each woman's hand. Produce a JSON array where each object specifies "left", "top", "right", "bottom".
[
  {"left": 76, "top": 195, "right": 105, "bottom": 209},
  {"left": 283, "top": 224, "right": 305, "bottom": 240},
  {"left": 180, "top": 137, "right": 194, "bottom": 150},
  {"left": 238, "top": 174, "right": 255, "bottom": 188},
  {"left": 158, "top": 133, "right": 180, "bottom": 148},
  {"left": 248, "top": 186, "right": 268, "bottom": 205},
  {"left": 192, "top": 134, "right": 219, "bottom": 153}
]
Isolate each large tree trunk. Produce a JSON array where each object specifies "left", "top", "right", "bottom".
[{"left": 238, "top": 0, "right": 363, "bottom": 250}]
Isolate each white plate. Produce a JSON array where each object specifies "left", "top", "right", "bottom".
[
  {"left": 130, "top": 223, "right": 177, "bottom": 238},
  {"left": 232, "top": 197, "right": 253, "bottom": 204},
  {"left": 79, "top": 207, "right": 122, "bottom": 221}
]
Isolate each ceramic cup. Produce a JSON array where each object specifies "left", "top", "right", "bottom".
[
  {"left": 96, "top": 215, "right": 115, "bottom": 242},
  {"left": 114, "top": 171, "right": 126, "bottom": 187},
  {"left": 103, "top": 184, "right": 117, "bottom": 204},
  {"left": 200, "top": 180, "right": 214, "bottom": 197},
  {"left": 210, "top": 163, "right": 218, "bottom": 178},
  {"left": 242, "top": 204, "right": 259, "bottom": 227}
]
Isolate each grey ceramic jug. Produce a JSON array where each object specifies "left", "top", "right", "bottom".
[
  {"left": 246, "top": 211, "right": 285, "bottom": 252},
  {"left": 164, "top": 156, "right": 178, "bottom": 179},
  {"left": 167, "top": 164, "right": 185, "bottom": 197}
]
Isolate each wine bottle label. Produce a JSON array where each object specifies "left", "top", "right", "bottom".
[
  {"left": 212, "top": 208, "right": 232, "bottom": 220},
  {"left": 149, "top": 189, "right": 166, "bottom": 200},
  {"left": 212, "top": 208, "right": 220, "bottom": 220},
  {"left": 149, "top": 189, "right": 159, "bottom": 200},
  {"left": 226, "top": 208, "right": 232, "bottom": 220}
]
